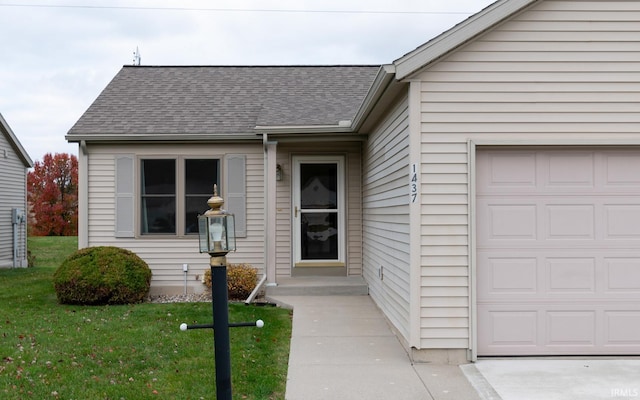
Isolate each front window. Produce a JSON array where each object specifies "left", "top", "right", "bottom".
[
  {"left": 185, "top": 159, "right": 219, "bottom": 234},
  {"left": 140, "top": 157, "right": 219, "bottom": 236}
]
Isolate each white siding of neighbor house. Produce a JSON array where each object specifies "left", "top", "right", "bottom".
[
  {"left": 363, "top": 95, "right": 411, "bottom": 341},
  {"left": 85, "top": 143, "right": 264, "bottom": 293},
  {"left": 275, "top": 142, "right": 364, "bottom": 277},
  {"left": 414, "top": 0, "right": 640, "bottom": 350},
  {"left": 0, "top": 134, "right": 28, "bottom": 267}
]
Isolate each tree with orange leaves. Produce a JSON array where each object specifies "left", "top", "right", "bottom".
[{"left": 27, "top": 153, "right": 78, "bottom": 236}]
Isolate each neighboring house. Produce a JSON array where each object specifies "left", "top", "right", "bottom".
[
  {"left": 67, "top": 0, "right": 640, "bottom": 362},
  {"left": 0, "top": 113, "right": 33, "bottom": 268}
]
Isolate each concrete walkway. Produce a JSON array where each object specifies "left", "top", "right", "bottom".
[
  {"left": 268, "top": 295, "right": 482, "bottom": 400},
  {"left": 267, "top": 293, "right": 640, "bottom": 399}
]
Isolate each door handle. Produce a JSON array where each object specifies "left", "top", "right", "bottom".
[{"left": 295, "top": 206, "right": 298, "bottom": 218}]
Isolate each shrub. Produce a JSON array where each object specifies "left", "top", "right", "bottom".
[
  {"left": 203, "top": 263, "right": 257, "bottom": 300},
  {"left": 53, "top": 246, "right": 152, "bottom": 305}
]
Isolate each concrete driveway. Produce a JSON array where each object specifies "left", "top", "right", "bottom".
[{"left": 462, "top": 358, "right": 640, "bottom": 400}]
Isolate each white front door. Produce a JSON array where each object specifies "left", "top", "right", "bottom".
[{"left": 292, "top": 156, "right": 345, "bottom": 267}]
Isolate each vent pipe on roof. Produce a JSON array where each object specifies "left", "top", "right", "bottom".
[{"left": 132, "top": 47, "right": 141, "bottom": 66}]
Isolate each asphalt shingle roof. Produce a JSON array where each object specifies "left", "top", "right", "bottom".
[{"left": 67, "top": 65, "right": 380, "bottom": 136}]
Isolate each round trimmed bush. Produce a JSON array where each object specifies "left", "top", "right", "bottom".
[{"left": 53, "top": 246, "right": 152, "bottom": 305}]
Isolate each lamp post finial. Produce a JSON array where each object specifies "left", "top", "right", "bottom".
[{"left": 206, "top": 184, "right": 224, "bottom": 214}]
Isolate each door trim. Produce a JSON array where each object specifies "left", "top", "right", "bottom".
[{"left": 292, "top": 155, "right": 346, "bottom": 267}]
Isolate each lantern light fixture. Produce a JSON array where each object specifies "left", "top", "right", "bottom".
[{"left": 198, "top": 184, "right": 236, "bottom": 258}]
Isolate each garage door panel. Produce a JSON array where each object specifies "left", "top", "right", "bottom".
[
  {"left": 476, "top": 151, "right": 537, "bottom": 191},
  {"left": 547, "top": 204, "right": 595, "bottom": 239},
  {"left": 479, "top": 150, "right": 640, "bottom": 194},
  {"left": 478, "top": 256, "right": 538, "bottom": 296},
  {"left": 605, "top": 311, "right": 640, "bottom": 346},
  {"left": 479, "top": 252, "right": 640, "bottom": 300},
  {"left": 547, "top": 258, "right": 596, "bottom": 293},
  {"left": 604, "top": 258, "right": 640, "bottom": 292},
  {"left": 477, "top": 198, "right": 622, "bottom": 246},
  {"left": 479, "top": 308, "right": 539, "bottom": 348},
  {"left": 605, "top": 205, "right": 640, "bottom": 238},
  {"left": 479, "top": 305, "right": 640, "bottom": 355},
  {"left": 603, "top": 152, "right": 640, "bottom": 187},
  {"left": 546, "top": 311, "right": 596, "bottom": 347},
  {"left": 479, "top": 252, "right": 600, "bottom": 299},
  {"left": 546, "top": 152, "right": 595, "bottom": 188},
  {"left": 477, "top": 148, "right": 640, "bottom": 356},
  {"left": 480, "top": 202, "right": 538, "bottom": 240}
]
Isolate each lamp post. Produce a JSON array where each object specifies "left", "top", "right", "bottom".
[
  {"left": 200, "top": 185, "right": 235, "bottom": 400},
  {"left": 179, "top": 184, "right": 263, "bottom": 400}
]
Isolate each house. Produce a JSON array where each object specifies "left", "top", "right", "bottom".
[
  {"left": 0, "top": 113, "right": 33, "bottom": 268},
  {"left": 66, "top": 0, "right": 640, "bottom": 362}
]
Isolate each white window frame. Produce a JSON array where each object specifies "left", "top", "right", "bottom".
[{"left": 138, "top": 156, "right": 221, "bottom": 237}]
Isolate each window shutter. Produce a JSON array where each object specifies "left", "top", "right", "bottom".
[
  {"left": 225, "top": 154, "right": 246, "bottom": 238},
  {"left": 115, "top": 155, "right": 135, "bottom": 238}
]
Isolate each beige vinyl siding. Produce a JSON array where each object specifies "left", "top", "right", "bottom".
[
  {"left": 417, "top": 140, "right": 470, "bottom": 349},
  {"left": 275, "top": 142, "right": 363, "bottom": 277},
  {"left": 0, "top": 135, "right": 28, "bottom": 267},
  {"left": 414, "top": 0, "right": 640, "bottom": 350},
  {"left": 85, "top": 144, "right": 264, "bottom": 292},
  {"left": 363, "top": 94, "right": 411, "bottom": 340}
]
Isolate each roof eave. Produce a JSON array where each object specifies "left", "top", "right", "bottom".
[
  {"left": 394, "top": 0, "right": 540, "bottom": 80},
  {"left": 65, "top": 133, "right": 262, "bottom": 143},
  {"left": 0, "top": 113, "right": 33, "bottom": 167},
  {"left": 254, "top": 124, "right": 353, "bottom": 135},
  {"left": 351, "top": 64, "right": 399, "bottom": 132}
]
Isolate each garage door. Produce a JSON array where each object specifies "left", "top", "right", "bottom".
[{"left": 477, "top": 148, "right": 640, "bottom": 356}]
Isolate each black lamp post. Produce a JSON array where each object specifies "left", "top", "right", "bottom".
[{"left": 180, "top": 184, "right": 263, "bottom": 400}]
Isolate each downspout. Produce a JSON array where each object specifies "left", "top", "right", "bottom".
[
  {"left": 263, "top": 133, "right": 270, "bottom": 286},
  {"left": 12, "top": 214, "right": 17, "bottom": 268},
  {"left": 246, "top": 133, "right": 278, "bottom": 304},
  {"left": 245, "top": 134, "right": 271, "bottom": 304},
  {"left": 245, "top": 275, "right": 267, "bottom": 305},
  {"left": 78, "top": 140, "right": 89, "bottom": 249}
]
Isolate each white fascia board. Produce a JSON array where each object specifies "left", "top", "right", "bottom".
[
  {"left": 394, "top": 0, "right": 538, "bottom": 80},
  {"left": 0, "top": 112, "right": 33, "bottom": 167},
  {"left": 351, "top": 64, "right": 397, "bottom": 130},
  {"left": 65, "top": 133, "right": 262, "bottom": 143}
]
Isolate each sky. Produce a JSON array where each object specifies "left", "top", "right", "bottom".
[{"left": 0, "top": 0, "right": 495, "bottom": 165}]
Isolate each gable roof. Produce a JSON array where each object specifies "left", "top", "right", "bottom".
[
  {"left": 0, "top": 113, "right": 33, "bottom": 168},
  {"left": 352, "top": 0, "right": 541, "bottom": 133},
  {"left": 66, "top": 65, "right": 379, "bottom": 141},
  {"left": 394, "top": 0, "right": 539, "bottom": 79}
]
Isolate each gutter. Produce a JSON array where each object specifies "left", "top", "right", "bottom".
[
  {"left": 254, "top": 123, "right": 352, "bottom": 135},
  {"left": 65, "top": 133, "right": 262, "bottom": 143}
]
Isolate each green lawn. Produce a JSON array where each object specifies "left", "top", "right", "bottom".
[{"left": 0, "top": 237, "right": 291, "bottom": 399}]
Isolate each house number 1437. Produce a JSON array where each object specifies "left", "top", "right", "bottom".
[{"left": 410, "top": 164, "right": 418, "bottom": 203}]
